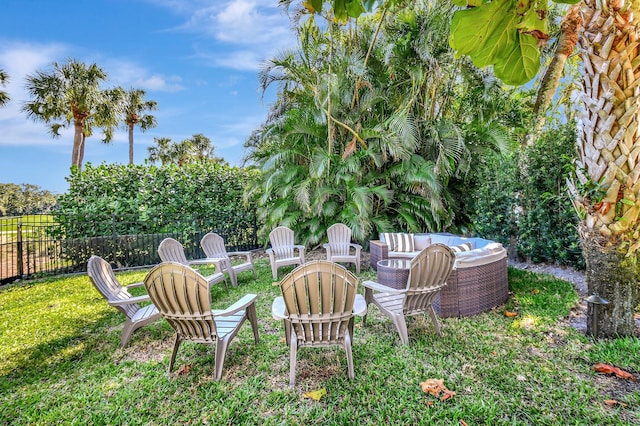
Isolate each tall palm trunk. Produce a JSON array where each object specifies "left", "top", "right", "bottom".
[
  {"left": 72, "top": 121, "right": 84, "bottom": 168},
  {"left": 575, "top": 0, "right": 640, "bottom": 337},
  {"left": 128, "top": 123, "right": 135, "bottom": 164}
]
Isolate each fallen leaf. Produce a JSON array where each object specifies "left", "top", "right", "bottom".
[
  {"left": 303, "top": 388, "right": 327, "bottom": 401},
  {"left": 425, "top": 400, "right": 434, "bottom": 406},
  {"left": 491, "top": 351, "right": 497, "bottom": 356},
  {"left": 176, "top": 364, "right": 192, "bottom": 376},
  {"left": 504, "top": 311, "right": 518, "bottom": 317},
  {"left": 531, "top": 288, "right": 540, "bottom": 294},
  {"left": 460, "top": 421, "right": 469, "bottom": 426},
  {"left": 604, "top": 399, "right": 628, "bottom": 408},
  {"left": 594, "top": 363, "right": 636, "bottom": 381},
  {"left": 440, "top": 389, "right": 456, "bottom": 401},
  {"left": 516, "top": 375, "right": 527, "bottom": 381},
  {"left": 278, "top": 337, "right": 286, "bottom": 344},
  {"left": 420, "top": 379, "right": 445, "bottom": 396}
]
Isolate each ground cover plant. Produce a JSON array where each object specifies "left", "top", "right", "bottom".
[{"left": 1, "top": 260, "right": 639, "bottom": 425}]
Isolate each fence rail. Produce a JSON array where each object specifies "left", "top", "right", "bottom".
[{"left": 0, "top": 214, "right": 260, "bottom": 284}]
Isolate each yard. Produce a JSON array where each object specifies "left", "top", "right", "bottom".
[{"left": 1, "top": 258, "right": 639, "bottom": 425}]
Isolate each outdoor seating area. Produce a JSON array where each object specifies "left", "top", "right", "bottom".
[{"left": 370, "top": 233, "right": 508, "bottom": 317}]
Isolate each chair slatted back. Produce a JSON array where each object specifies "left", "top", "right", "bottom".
[
  {"left": 327, "top": 223, "right": 352, "bottom": 256},
  {"left": 270, "top": 226, "right": 295, "bottom": 259},
  {"left": 87, "top": 255, "right": 139, "bottom": 319},
  {"left": 200, "top": 232, "right": 228, "bottom": 260},
  {"left": 405, "top": 244, "right": 455, "bottom": 314},
  {"left": 280, "top": 261, "right": 357, "bottom": 346},
  {"left": 144, "top": 262, "right": 218, "bottom": 343},
  {"left": 157, "top": 238, "right": 190, "bottom": 265}
]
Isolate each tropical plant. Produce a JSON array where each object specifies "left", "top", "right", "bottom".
[
  {"left": 22, "top": 59, "right": 117, "bottom": 169},
  {"left": 118, "top": 88, "right": 158, "bottom": 164},
  {"left": 247, "top": 2, "right": 526, "bottom": 245},
  {"left": 0, "top": 69, "right": 9, "bottom": 107},
  {"left": 147, "top": 134, "right": 226, "bottom": 166}
]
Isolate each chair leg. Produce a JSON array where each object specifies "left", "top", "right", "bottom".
[
  {"left": 289, "top": 330, "right": 297, "bottom": 387},
  {"left": 251, "top": 266, "right": 257, "bottom": 280},
  {"left": 214, "top": 337, "right": 231, "bottom": 381},
  {"left": 284, "top": 320, "right": 291, "bottom": 346},
  {"left": 246, "top": 303, "right": 260, "bottom": 344},
  {"left": 428, "top": 305, "right": 443, "bottom": 337},
  {"left": 344, "top": 331, "right": 354, "bottom": 379},
  {"left": 120, "top": 320, "right": 135, "bottom": 348},
  {"left": 271, "top": 263, "right": 278, "bottom": 281},
  {"left": 229, "top": 267, "right": 238, "bottom": 288},
  {"left": 168, "top": 334, "right": 182, "bottom": 374},
  {"left": 391, "top": 313, "right": 409, "bottom": 345}
]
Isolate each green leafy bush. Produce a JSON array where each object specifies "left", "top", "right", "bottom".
[
  {"left": 51, "top": 162, "right": 260, "bottom": 266},
  {"left": 464, "top": 122, "right": 584, "bottom": 268}
]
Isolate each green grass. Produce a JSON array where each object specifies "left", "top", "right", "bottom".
[{"left": 1, "top": 260, "right": 639, "bottom": 425}]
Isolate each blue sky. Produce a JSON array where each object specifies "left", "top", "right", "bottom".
[{"left": 0, "top": 0, "right": 297, "bottom": 194}]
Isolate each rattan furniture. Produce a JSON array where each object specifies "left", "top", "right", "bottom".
[
  {"left": 369, "top": 233, "right": 508, "bottom": 318},
  {"left": 376, "top": 259, "right": 411, "bottom": 290}
]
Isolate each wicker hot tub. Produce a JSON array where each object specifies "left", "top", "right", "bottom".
[{"left": 369, "top": 233, "right": 509, "bottom": 318}]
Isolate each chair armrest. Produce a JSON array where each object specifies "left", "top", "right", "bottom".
[
  {"left": 351, "top": 243, "right": 363, "bottom": 250},
  {"left": 362, "top": 280, "right": 406, "bottom": 294},
  {"left": 214, "top": 294, "right": 258, "bottom": 317},
  {"left": 125, "top": 281, "right": 145, "bottom": 289},
  {"left": 353, "top": 294, "right": 367, "bottom": 316},
  {"left": 294, "top": 245, "right": 305, "bottom": 253},
  {"left": 190, "top": 257, "right": 225, "bottom": 273},
  {"left": 271, "top": 296, "right": 287, "bottom": 320},
  {"left": 108, "top": 295, "right": 151, "bottom": 306}
]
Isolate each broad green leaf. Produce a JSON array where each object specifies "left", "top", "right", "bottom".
[
  {"left": 516, "top": 4, "right": 547, "bottom": 33},
  {"left": 450, "top": 0, "right": 518, "bottom": 69},
  {"left": 493, "top": 33, "right": 540, "bottom": 85},
  {"left": 303, "top": 0, "right": 323, "bottom": 13},
  {"left": 333, "top": 0, "right": 349, "bottom": 23},
  {"left": 345, "top": 0, "right": 366, "bottom": 17}
]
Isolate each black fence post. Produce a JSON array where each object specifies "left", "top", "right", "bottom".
[{"left": 16, "top": 222, "right": 24, "bottom": 277}]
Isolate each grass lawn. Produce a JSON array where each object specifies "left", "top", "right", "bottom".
[{"left": 1, "top": 259, "right": 639, "bottom": 425}]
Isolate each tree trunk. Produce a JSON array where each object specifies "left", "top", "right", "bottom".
[
  {"left": 583, "top": 230, "right": 640, "bottom": 336},
  {"left": 574, "top": 0, "right": 640, "bottom": 336},
  {"left": 128, "top": 123, "right": 134, "bottom": 164},
  {"left": 525, "top": 5, "right": 581, "bottom": 146},
  {"left": 78, "top": 132, "right": 86, "bottom": 171},
  {"left": 71, "top": 121, "right": 84, "bottom": 168}
]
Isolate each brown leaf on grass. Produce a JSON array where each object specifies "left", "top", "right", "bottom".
[
  {"left": 593, "top": 363, "right": 636, "bottom": 381},
  {"left": 460, "top": 421, "right": 469, "bottom": 426},
  {"left": 176, "top": 364, "right": 192, "bottom": 376},
  {"left": 504, "top": 311, "right": 518, "bottom": 317},
  {"left": 604, "top": 399, "right": 628, "bottom": 408},
  {"left": 420, "top": 379, "right": 455, "bottom": 401},
  {"left": 303, "top": 388, "right": 327, "bottom": 401}
]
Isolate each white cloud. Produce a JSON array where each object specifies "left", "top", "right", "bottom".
[{"left": 105, "top": 59, "right": 184, "bottom": 92}]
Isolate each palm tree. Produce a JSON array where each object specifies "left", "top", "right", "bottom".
[
  {"left": 148, "top": 137, "right": 173, "bottom": 165},
  {"left": 119, "top": 88, "right": 158, "bottom": 164},
  {"left": 0, "top": 69, "right": 9, "bottom": 107},
  {"left": 23, "top": 59, "right": 112, "bottom": 169}
]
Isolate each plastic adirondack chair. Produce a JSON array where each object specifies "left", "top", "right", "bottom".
[
  {"left": 323, "top": 223, "right": 362, "bottom": 273},
  {"left": 200, "top": 232, "right": 256, "bottom": 287},
  {"left": 157, "top": 237, "right": 228, "bottom": 292},
  {"left": 143, "top": 262, "right": 259, "bottom": 379},
  {"left": 266, "top": 226, "right": 305, "bottom": 280},
  {"left": 87, "top": 255, "right": 161, "bottom": 347},
  {"left": 363, "top": 244, "right": 455, "bottom": 344},
  {"left": 271, "top": 260, "right": 367, "bottom": 387}
]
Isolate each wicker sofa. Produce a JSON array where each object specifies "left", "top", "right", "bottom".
[{"left": 369, "top": 233, "right": 508, "bottom": 318}]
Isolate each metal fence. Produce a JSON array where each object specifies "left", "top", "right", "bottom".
[{"left": 0, "top": 214, "right": 260, "bottom": 284}]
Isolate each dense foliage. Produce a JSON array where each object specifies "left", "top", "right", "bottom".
[
  {"left": 465, "top": 121, "right": 583, "bottom": 268},
  {"left": 0, "top": 183, "right": 58, "bottom": 216},
  {"left": 246, "top": 2, "right": 527, "bottom": 246},
  {"left": 53, "top": 163, "right": 260, "bottom": 263}
]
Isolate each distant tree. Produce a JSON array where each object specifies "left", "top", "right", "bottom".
[
  {"left": 147, "top": 137, "right": 173, "bottom": 166},
  {"left": 0, "top": 183, "right": 58, "bottom": 216},
  {"left": 0, "top": 69, "right": 9, "bottom": 107},
  {"left": 23, "top": 59, "right": 118, "bottom": 169},
  {"left": 118, "top": 87, "right": 158, "bottom": 164},
  {"left": 147, "top": 134, "right": 227, "bottom": 166}
]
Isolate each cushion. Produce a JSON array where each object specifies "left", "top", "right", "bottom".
[
  {"left": 395, "top": 233, "right": 415, "bottom": 252},
  {"left": 381, "top": 232, "right": 396, "bottom": 251},
  {"left": 413, "top": 235, "right": 431, "bottom": 250},
  {"left": 450, "top": 242, "right": 472, "bottom": 253}
]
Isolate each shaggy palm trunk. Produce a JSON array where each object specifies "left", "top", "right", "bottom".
[
  {"left": 576, "top": 0, "right": 640, "bottom": 337},
  {"left": 72, "top": 121, "right": 84, "bottom": 168},
  {"left": 128, "top": 124, "right": 135, "bottom": 164}
]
